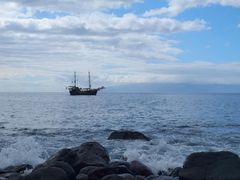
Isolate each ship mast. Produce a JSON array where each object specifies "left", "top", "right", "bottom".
[
  {"left": 88, "top": 71, "right": 91, "bottom": 89},
  {"left": 73, "top": 72, "right": 77, "bottom": 87}
]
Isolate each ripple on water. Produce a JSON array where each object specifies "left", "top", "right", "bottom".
[{"left": 0, "top": 93, "right": 240, "bottom": 171}]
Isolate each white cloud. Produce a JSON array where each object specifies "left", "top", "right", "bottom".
[
  {"left": 0, "top": 0, "right": 237, "bottom": 91},
  {"left": 0, "top": 13, "right": 207, "bottom": 35},
  {"left": 144, "top": 0, "right": 240, "bottom": 17},
  {"left": 1, "top": 0, "right": 142, "bottom": 15},
  {"left": 1, "top": 61, "right": 240, "bottom": 92}
]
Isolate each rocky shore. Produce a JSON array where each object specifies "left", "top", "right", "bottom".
[{"left": 1, "top": 131, "right": 240, "bottom": 180}]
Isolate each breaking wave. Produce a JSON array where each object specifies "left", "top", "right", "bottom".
[{"left": 0, "top": 137, "right": 48, "bottom": 169}]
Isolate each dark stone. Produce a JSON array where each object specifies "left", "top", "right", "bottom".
[
  {"left": 147, "top": 175, "right": 159, "bottom": 180},
  {"left": 8, "top": 174, "right": 23, "bottom": 180},
  {"left": 47, "top": 161, "right": 76, "bottom": 180},
  {"left": 79, "top": 166, "right": 100, "bottom": 175},
  {"left": 76, "top": 174, "right": 88, "bottom": 180},
  {"left": 179, "top": 151, "right": 240, "bottom": 180},
  {"left": 44, "top": 148, "right": 76, "bottom": 168},
  {"left": 0, "top": 172, "right": 23, "bottom": 180},
  {"left": 147, "top": 175, "right": 177, "bottom": 180},
  {"left": 169, "top": 167, "right": 182, "bottom": 177},
  {"left": 129, "top": 160, "right": 153, "bottom": 177},
  {"left": 179, "top": 167, "right": 205, "bottom": 180},
  {"left": 88, "top": 166, "right": 133, "bottom": 180},
  {"left": 24, "top": 167, "right": 69, "bottom": 180},
  {"left": 109, "top": 161, "right": 131, "bottom": 169},
  {"left": 0, "top": 164, "right": 32, "bottom": 174},
  {"left": 101, "top": 173, "right": 135, "bottom": 180},
  {"left": 136, "top": 175, "right": 146, "bottom": 180},
  {"left": 108, "top": 131, "right": 150, "bottom": 141},
  {"left": 46, "top": 142, "right": 110, "bottom": 173}
]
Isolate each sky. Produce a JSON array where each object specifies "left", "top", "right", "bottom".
[{"left": 0, "top": 0, "right": 240, "bottom": 92}]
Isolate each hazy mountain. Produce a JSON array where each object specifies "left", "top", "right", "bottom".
[{"left": 103, "top": 83, "right": 240, "bottom": 93}]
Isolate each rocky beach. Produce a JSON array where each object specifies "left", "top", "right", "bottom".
[{"left": 1, "top": 131, "right": 240, "bottom": 180}]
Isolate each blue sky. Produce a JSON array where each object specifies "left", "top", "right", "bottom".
[
  {"left": 111, "top": 1, "right": 240, "bottom": 62},
  {"left": 0, "top": 0, "right": 240, "bottom": 92}
]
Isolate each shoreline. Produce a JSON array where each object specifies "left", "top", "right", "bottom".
[{"left": 1, "top": 131, "right": 240, "bottom": 180}]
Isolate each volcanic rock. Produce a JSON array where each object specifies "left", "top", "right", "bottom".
[
  {"left": 179, "top": 151, "right": 240, "bottom": 180},
  {"left": 24, "top": 167, "right": 69, "bottom": 180},
  {"left": 108, "top": 131, "right": 150, "bottom": 141},
  {"left": 46, "top": 142, "right": 110, "bottom": 173},
  {"left": 129, "top": 160, "right": 153, "bottom": 177}
]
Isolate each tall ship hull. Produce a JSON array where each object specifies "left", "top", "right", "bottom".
[
  {"left": 69, "top": 87, "right": 99, "bottom": 96},
  {"left": 67, "top": 72, "right": 104, "bottom": 96}
]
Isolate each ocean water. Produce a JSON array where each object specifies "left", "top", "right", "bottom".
[{"left": 0, "top": 93, "right": 240, "bottom": 173}]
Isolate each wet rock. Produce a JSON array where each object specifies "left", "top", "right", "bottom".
[
  {"left": 136, "top": 175, "right": 146, "bottom": 180},
  {"left": 169, "top": 167, "right": 182, "bottom": 177},
  {"left": 101, "top": 173, "right": 135, "bottom": 180},
  {"left": 34, "top": 161, "right": 75, "bottom": 180},
  {"left": 24, "top": 167, "right": 69, "bottom": 180},
  {"left": 179, "top": 167, "right": 205, "bottom": 180},
  {"left": 76, "top": 174, "right": 88, "bottom": 180},
  {"left": 147, "top": 175, "right": 160, "bottom": 180},
  {"left": 0, "top": 165, "right": 27, "bottom": 180},
  {"left": 79, "top": 166, "right": 100, "bottom": 175},
  {"left": 179, "top": 151, "right": 240, "bottom": 180},
  {"left": 147, "top": 175, "right": 177, "bottom": 180},
  {"left": 44, "top": 148, "right": 75, "bottom": 167},
  {"left": 8, "top": 174, "right": 23, "bottom": 180},
  {"left": 88, "top": 166, "right": 132, "bottom": 180},
  {"left": 46, "top": 142, "right": 110, "bottom": 173},
  {"left": 0, "top": 164, "right": 32, "bottom": 174},
  {"left": 108, "top": 131, "right": 150, "bottom": 141},
  {"left": 129, "top": 160, "right": 153, "bottom": 177},
  {"left": 47, "top": 161, "right": 76, "bottom": 180},
  {"left": 0, "top": 172, "right": 23, "bottom": 180},
  {"left": 109, "top": 161, "right": 130, "bottom": 169}
]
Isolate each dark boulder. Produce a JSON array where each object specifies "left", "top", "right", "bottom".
[
  {"left": 0, "top": 164, "right": 31, "bottom": 180},
  {"left": 108, "top": 131, "right": 150, "bottom": 141},
  {"left": 0, "top": 164, "right": 32, "bottom": 174},
  {"left": 79, "top": 166, "right": 100, "bottom": 175},
  {"left": 109, "top": 161, "right": 131, "bottom": 169},
  {"left": 46, "top": 142, "right": 110, "bottom": 173},
  {"left": 24, "top": 167, "right": 69, "bottom": 180},
  {"left": 47, "top": 161, "right": 76, "bottom": 180},
  {"left": 147, "top": 175, "right": 177, "bottom": 180},
  {"left": 179, "top": 167, "right": 205, "bottom": 180},
  {"left": 88, "top": 166, "right": 133, "bottom": 180},
  {"left": 101, "top": 173, "right": 135, "bottom": 180},
  {"left": 45, "top": 148, "right": 74, "bottom": 164},
  {"left": 136, "top": 175, "right": 146, "bottom": 180},
  {"left": 179, "top": 151, "right": 240, "bottom": 180},
  {"left": 169, "top": 167, "right": 182, "bottom": 177},
  {"left": 129, "top": 160, "right": 153, "bottom": 177},
  {"left": 0, "top": 172, "right": 23, "bottom": 180},
  {"left": 76, "top": 174, "right": 88, "bottom": 180}
]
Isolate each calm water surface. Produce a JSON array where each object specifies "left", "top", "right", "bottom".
[{"left": 0, "top": 93, "right": 239, "bottom": 172}]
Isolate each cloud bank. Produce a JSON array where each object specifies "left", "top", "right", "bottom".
[
  {"left": 0, "top": 0, "right": 239, "bottom": 92},
  {"left": 144, "top": 0, "right": 240, "bottom": 17}
]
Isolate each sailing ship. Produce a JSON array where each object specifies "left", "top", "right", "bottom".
[{"left": 67, "top": 72, "right": 104, "bottom": 95}]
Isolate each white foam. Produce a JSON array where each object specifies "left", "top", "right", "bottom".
[
  {"left": 123, "top": 139, "right": 184, "bottom": 174},
  {"left": 0, "top": 137, "right": 48, "bottom": 169}
]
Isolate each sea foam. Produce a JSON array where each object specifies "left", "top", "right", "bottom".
[
  {"left": 0, "top": 137, "right": 47, "bottom": 169},
  {"left": 123, "top": 139, "right": 184, "bottom": 174}
]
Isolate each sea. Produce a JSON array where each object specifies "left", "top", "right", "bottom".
[{"left": 0, "top": 93, "right": 240, "bottom": 173}]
